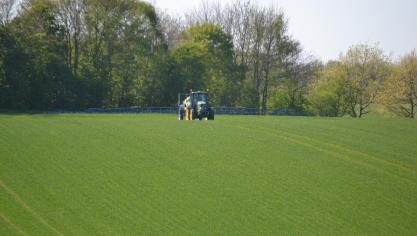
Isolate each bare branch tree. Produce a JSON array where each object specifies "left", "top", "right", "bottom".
[
  {"left": 0, "top": 0, "right": 16, "bottom": 24},
  {"left": 184, "top": 0, "right": 217, "bottom": 26},
  {"left": 57, "top": 0, "right": 85, "bottom": 76},
  {"left": 157, "top": 10, "right": 184, "bottom": 50}
]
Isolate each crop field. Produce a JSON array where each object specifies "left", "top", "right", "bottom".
[{"left": 1, "top": 114, "right": 417, "bottom": 235}]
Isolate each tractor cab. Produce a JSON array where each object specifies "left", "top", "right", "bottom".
[{"left": 191, "top": 92, "right": 208, "bottom": 106}]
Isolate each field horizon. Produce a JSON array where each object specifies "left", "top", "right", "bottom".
[{"left": 1, "top": 114, "right": 417, "bottom": 235}]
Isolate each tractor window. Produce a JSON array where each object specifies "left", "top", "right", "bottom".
[{"left": 193, "top": 93, "right": 207, "bottom": 103}]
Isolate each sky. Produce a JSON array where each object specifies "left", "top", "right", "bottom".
[{"left": 148, "top": 0, "right": 417, "bottom": 62}]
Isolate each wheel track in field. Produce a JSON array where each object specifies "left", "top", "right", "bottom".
[
  {"left": 222, "top": 120, "right": 417, "bottom": 217},
  {"left": 220, "top": 121, "right": 417, "bottom": 187},
  {"left": 0, "top": 179, "right": 63, "bottom": 236},
  {"left": 0, "top": 211, "right": 29, "bottom": 236},
  {"left": 254, "top": 119, "right": 417, "bottom": 174}
]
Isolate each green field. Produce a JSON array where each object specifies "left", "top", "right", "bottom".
[{"left": 1, "top": 114, "right": 417, "bottom": 235}]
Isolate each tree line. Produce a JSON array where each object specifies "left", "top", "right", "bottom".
[{"left": 0, "top": 0, "right": 416, "bottom": 118}]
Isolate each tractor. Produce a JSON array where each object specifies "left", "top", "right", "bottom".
[{"left": 178, "top": 91, "right": 215, "bottom": 120}]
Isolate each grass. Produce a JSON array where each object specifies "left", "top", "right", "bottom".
[{"left": 1, "top": 114, "right": 416, "bottom": 235}]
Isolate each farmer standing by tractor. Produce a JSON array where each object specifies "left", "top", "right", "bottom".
[{"left": 184, "top": 94, "right": 192, "bottom": 120}]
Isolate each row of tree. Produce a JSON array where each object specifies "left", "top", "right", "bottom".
[
  {"left": 309, "top": 46, "right": 417, "bottom": 118},
  {"left": 0, "top": 0, "right": 416, "bottom": 118},
  {"left": 1, "top": 0, "right": 170, "bottom": 110}
]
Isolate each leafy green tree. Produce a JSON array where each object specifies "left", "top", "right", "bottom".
[
  {"left": 267, "top": 58, "right": 320, "bottom": 114},
  {"left": 381, "top": 50, "right": 417, "bottom": 118},
  {"left": 341, "top": 44, "right": 390, "bottom": 118},
  {"left": 0, "top": 25, "right": 32, "bottom": 109},
  {"left": 308, "top": 61, "right": 348, "bottom": 116},
  {"left": 81, "top": 0, "right": 166, "bottom": 107},
  {"left": 166, "top": 44, "right": 206, "bottom": 103},
  {"left": 174, "top": 23, "right": 241, "bottom": 106},
  {"left": 268, "top": 80, "right": 306, "bottom": 113},
  {"left": 307, "top": 44, "right": 389, "bottom": 117},
  {"left": 9, "top": 0, "right": 77, "bottom": 109},
  {"left": 238, "top": 79, "right": 258, "bottom": 107}
]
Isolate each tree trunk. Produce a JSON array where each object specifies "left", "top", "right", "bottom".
[
  {"left": 73, "top": 31, "right": 79, "bottom": 76},
  {"left": 254, "top": 69, "right": 261, "bottom": 114},
  {"left": 65, "top": 28, "right": 72, "bottom": 71},
  {"left": 261, "top": 77, "right": 269, "bottom": 115},
  {"left": 350, "top": 103, "right": 357, "bottom": 118},
  {"left": 253, "top": 52, "right": 262, "bottom": 114}
]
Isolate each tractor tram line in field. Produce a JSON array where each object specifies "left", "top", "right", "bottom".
[
  {"left": 216, "top": 119, "right": 417, "bottom": 223},
  {"left": 212, "top": 118, "right": 417, "bottom": 233},
  {"left": 0, "top": 211, "right": 29, "bottom": 236},
  {"left": 220, "top": 120, "right": 417, "bottom": 187},
  {"left": 0, "top": 179, "right": 63, "bottom": 236}
]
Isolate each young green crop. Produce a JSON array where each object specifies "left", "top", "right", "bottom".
[{"left": 1, "top": 114, "right": 416, "bottom": 235}]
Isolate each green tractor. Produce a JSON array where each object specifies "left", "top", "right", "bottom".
[{"left": 178, "top": 91, "right": 215, "bottom": 120}]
